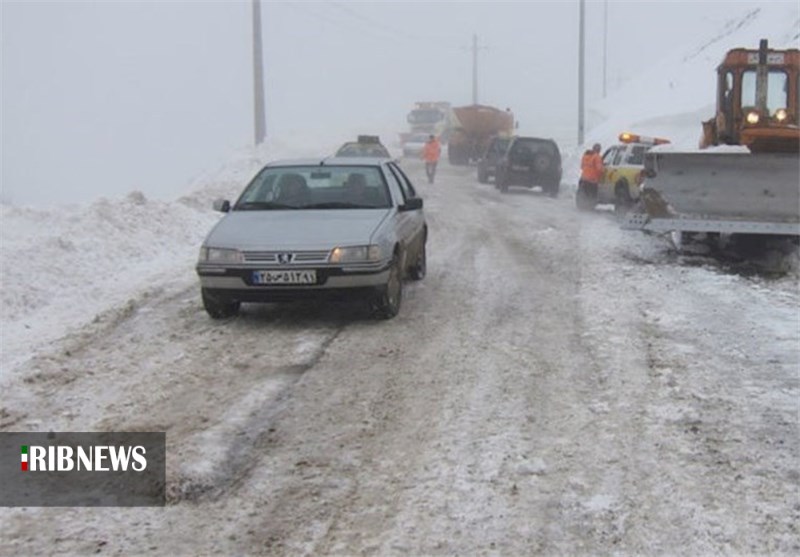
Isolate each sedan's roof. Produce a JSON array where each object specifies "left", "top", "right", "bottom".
[{"left": 266, "top": 157, "right": 392, "bottom": 168}]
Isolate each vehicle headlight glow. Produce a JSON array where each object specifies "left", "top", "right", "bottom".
[
  {"left": 200, "top": 247, "right": 244, "bottom": 264},
  {"left": 745, "top": 111, "right": 760, "bottom": 125},
  {"left": 329, "top": 245, "right": 382, "bottom": 264},
  {"left": 774, "top": 108, "right": 788, "bottom": 122}
]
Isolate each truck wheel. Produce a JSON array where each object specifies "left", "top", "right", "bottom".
[{"left": 201, "top": 288, "right": 240, "bottom": 319}]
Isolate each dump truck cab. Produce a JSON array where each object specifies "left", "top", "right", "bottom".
[{"left": 704, "top": 40, "right": 800, "bottom": 153}]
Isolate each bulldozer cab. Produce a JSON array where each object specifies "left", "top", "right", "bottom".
[{"left": 708, "top": 40, "right": 800, "bottom": 152}]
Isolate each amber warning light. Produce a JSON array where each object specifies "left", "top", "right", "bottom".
[{"left": 618, "top": 132, "right": 670, "bottom": 145}]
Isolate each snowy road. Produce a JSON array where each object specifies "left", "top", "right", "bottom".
[{"left": 1, "top": 161, "right": 798, "bottom": 555}]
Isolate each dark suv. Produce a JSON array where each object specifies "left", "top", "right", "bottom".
[
  {"left": 495, "top": 136, "right": 562, "bottom": 197},
  {"left": 477, "top": 136, "right": 511, "bottom": 183}
]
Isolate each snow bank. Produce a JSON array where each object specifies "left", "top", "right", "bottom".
[
  {"left": 647, "top": 144, "right": 751, "bottom": 154},
  {"left": 0, "top": 139, "right": 307, "bottom": 375}
]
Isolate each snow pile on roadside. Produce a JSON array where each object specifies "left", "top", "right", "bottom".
[
  {"left": 0, "top": 194, "right": 218, "bottom": 374},
  {"left": 647, "top": 144, "right": 751, "bottom": 154},
  {"left": 0, "top": 139, "right": 308, "bottom": 376}
]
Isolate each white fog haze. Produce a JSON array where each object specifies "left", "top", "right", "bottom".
[
  {"left": 3, "top": 0, "right": 795, "bottom": 206},
  {"left": 1, "top": 1, "right": 799, "bottom": 554}
]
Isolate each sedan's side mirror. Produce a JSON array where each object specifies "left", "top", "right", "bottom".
[
  {"left": 213, "top": 199, "right": 231, "bottom": 213},
  {"left": 400, "top": 197, "right": 423, "bottom": 212}
]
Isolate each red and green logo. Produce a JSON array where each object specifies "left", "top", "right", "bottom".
[{"left": 21, "top": 445, "right": 28, "bottom": 471}]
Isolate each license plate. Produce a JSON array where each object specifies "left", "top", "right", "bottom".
[
  {"left": 252, "top": 270, "right": 317, "bottom": 285},
  {"left": 511, "top": 164, "right": 529, "bottom": 171}
]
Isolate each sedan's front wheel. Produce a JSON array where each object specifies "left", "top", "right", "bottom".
[
  {"left": 201, "top": 288, "right": 240, "bottom": 319},
  {"left": 409, "top": 242, "right": 426, "bottom": 281},
  {"left": 371, "top": 256, "right": 403, "bottom": 319}
]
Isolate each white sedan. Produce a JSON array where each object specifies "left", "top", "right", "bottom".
[{"left": 196, "top": 157, "right": 427, "bottom": 319}]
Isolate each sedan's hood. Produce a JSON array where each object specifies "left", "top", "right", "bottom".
[{"left": 206, "top": 209, "right": 391, "bottom": 249}]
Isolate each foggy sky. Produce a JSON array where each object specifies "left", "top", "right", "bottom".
[{"left": 1, "top": 0, "right": 790, "bottom": 206}]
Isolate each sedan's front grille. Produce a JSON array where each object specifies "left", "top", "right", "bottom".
[{"left": 242, "top": 250, "right": 331, "bottom": 264}]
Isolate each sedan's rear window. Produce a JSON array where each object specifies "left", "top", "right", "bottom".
[
  {"left": 335, "top": 143, "right": 391, "bottom": 158},
  {"left": 234, "top": 166, "right": 391, "bottom": 210}
]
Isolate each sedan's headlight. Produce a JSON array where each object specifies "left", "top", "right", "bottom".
[
  {"left": 329, "top": 245, "right": 382, "bottom": 264},
  {"left": 199, "top": 247, "right": 244, "bottom": 264},
  {"left": 745, "top": 110, "right": 760, "bottom": 125},
  {"left": 774, "top": 108, "right": 788, "bottom": 122}
]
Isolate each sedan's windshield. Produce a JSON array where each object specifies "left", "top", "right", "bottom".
[{"left": 234, "top": 166, "right": 391, "bottom": 210}]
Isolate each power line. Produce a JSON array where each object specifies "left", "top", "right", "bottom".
[{"left": 327, "top": 2, "right": 462, "bottom": 50}]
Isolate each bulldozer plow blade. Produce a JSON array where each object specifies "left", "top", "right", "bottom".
[{"left": 623, "top": 151, "right": 800, "bottom": 236}]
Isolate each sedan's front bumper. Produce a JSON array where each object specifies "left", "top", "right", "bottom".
[{"left": 196, "top": 263, "right": 391, "bottom": 302}]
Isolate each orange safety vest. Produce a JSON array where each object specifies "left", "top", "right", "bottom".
[
  {"left": 580, "top": 151, "right": 604, "bottom": 183},
  {"left": 422, "top": 139, "right": 441, "bottom": 162}
]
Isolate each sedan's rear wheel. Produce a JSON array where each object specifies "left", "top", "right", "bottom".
[
  {"left": 201, "top": 288, "right": 240, "bottom": 319},
  {"left": 371, "top": 256, "right": 403, "bottom": 319}
]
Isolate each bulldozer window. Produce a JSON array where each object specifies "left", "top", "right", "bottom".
[
  {"left": 741, "top": 70, "right": 789, "bottom": 114},
  {"left": 721, "top": 72, "right": 734, "bottom": 111}
]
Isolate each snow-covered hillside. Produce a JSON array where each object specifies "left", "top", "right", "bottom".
[
  {"left": 1, "top": 4, "right": 798, "bottom": 375},
  {"left": 563, "top": 4, "right": 800, "bottom": 182},
  {"left": 595, "top": 5, "right": 798, "bottom": 142}
]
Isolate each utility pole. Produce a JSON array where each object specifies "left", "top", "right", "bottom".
[
  {"left": 252, "top": 0, "right": 266, "bottom": 145},
  {"left": 472, "top": 33, "right": 479, "bottom": 105},
  {"left": 464, "top": 34, "right": 486, "bottom": 105},
  {"left": 603, "top": 0, "right": 608, "bottom": 98},
  {"left": 578, "top": 0, "right": 585, "bottom": 146}
]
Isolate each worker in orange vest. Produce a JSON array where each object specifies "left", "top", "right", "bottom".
[
  {"left": 576, "top": 143, "right": 604, "bottom": 211},
  {"left": 421, "top": 135, "right": 441, "bottom": 184}
]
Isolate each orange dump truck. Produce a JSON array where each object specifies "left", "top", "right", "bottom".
[{"left": 447, "top": 105, "right": 514, "bottom": 165}]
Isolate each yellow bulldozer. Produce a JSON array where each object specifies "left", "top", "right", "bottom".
[
  {"left": 625, "top": 39, "right": 800, "bottom": 239},
  {"left": 702, "top": 39, "right": 799, "bottom": 153}
]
